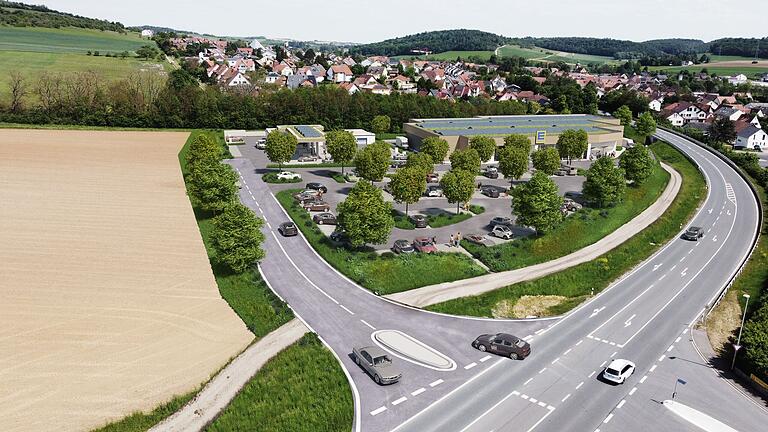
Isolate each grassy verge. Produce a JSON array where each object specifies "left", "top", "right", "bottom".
[
  {"left": 469, "top": 205, "right": 486, "bottom": 215},
  {"left": 392, "top": 211, "right": 416, "bottom": 230},
  {"left": 428, "top": 141, "right": 705, "bottom": 317},
  {"left": 207, "top": 333, "right": 352, "bottom": 432},
  {"left": 463, "top": 160, "right": 669, "bottom": 272},
  {"left": 428, "top": 211, "right": 473, "bottom": 228},
  {"left": 91, "top": 390, "right": 198, "bottom": 432},
  {"left": 277, "top": 189, "right": 486, "bottom": 294},
  {"left": 262, "top": 172, "right": 302, "bottom": 184},
  {"left": 330, "top": 172, "right": 347, "bottom": 183}
]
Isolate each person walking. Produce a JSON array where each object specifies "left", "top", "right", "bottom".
[
  {"left": 449, "top": 234, "right": 454, "bottom": 247},
  {"left": 456, "top": 232, "right": 462, "bottom": 246}
]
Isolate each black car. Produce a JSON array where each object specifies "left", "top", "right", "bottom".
[
  {"left": 306, "top": 182, "right": 328, "bottom": 193},
  {"left": 472, "top": 333, "right": 531, "bottom": 360},
  {"left": 278, "top": 221, "right": 298, "bottom": 237},
  {"left": 329, "top": 230, "right": 348, "bottom": 244},
  {"left": 682, "top": 226, "right": 704, "bottom": 241},
  {"left": 410, "top": 214, "right": 428, "bottom": 228},
  {"left": 313, "top": 212, "right": 337, "bottom": 225},
  {"left": 392, "top": 239, "right": 415, "bottom": 254},
  {"left": 481, "top": 186, "right": 500, "bottom": 198}
]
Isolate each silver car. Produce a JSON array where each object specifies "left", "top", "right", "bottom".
[{"left": 352, "top": 346, "right": 401, "bottom": 385}]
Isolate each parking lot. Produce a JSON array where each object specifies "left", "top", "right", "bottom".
[{"left": 239, "top": 143, "right": 589, "bottom": 253}]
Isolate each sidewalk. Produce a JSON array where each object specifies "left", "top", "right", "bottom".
[
  {"left": 149, "top": 319, "right": 308, "bottom": 432},
  {"left": 386, "top": 162, "right": 682, "bottom": 308}
]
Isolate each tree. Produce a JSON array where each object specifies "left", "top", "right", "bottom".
[
  {"left": 449, "top": 148, "right": 481, "bottom": 173},
  {"left": 497, "top": 145, "right": 529, "bottom": 181},
  {"left": 709, "top": 117, "right": 737, "bottom": 144},
  {"left": 405, "top": 152, "right": 434, "bottom": 175},
  {"left": 636, "top": 111, "right": 657, "bottom": 140},
  {"left": 136, "top": 45, "right": 160, "bottom": 59},
  {"left": 354, "top": 141, "right": 391, "bottom": 181},
  {"left": 187, "top": 162, "right": 238, "bottom": 214},
  {"left": 185, "top": 134, "right": 221, "bottom": 173},
  {"left": 7, "top": 71, "right": 28, "bottom": 113},
  {"left": 336, "top": 181, "right": 394, "bottom": 247},
  {"left": 742, "top": 303, "right": 768, "bottom": 378},
  {"left": 211, "top": 203, "right": 265, "bottom": 273},
  {"left": 389, "top": 167, "right": 426, "bottom": 215},
  {"left": 469, "top": 135, "right": 497, "bottom": 162},
  {"left": 370, "top": 115, "right": 391, "bottom": 135},
  {"left": 420, "top": 137, "right": 449, "bottom": 163},
  {"left": 265, "top": 131, "right": 297, "bottom": 169},
  {"left": 325, "top": 130, "right": 357, "bottom": 175},
  {"left": 512, "top": 172, "right": 564, "bottom": 234},
  {"left": 556, "top": 129, "right": 589, "bottom": 162},
  {"left": 619, "top": 145, "right": 655, "bottom": 185},
  {"left": 614, "top": 105, "right": 633, "bottom": 126},
  {"left": 583, "top": 156, "right": 626, "bottom": 208},
  {"left": 531, "top": 147, "right": 561, "bottom": 175},
  {"left": 440, "top": 169, "right": 476, "bottom": 214},
  {"left": 504, "top": 134, "right": 532, "bottom": 154}
]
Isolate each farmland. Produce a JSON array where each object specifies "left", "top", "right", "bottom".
[
  {"left": 0, "top": 26, "right": 148, "bottom": 53},
  {"left": 497, "top": 44, "right": 618, "bottom": 65}
]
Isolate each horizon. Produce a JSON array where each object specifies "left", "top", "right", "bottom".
[{"left": 29, "top": 0, "right": 768, "bottom": 44}]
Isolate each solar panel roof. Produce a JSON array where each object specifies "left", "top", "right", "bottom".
[
  {"left": 415, "top": 115, "right": 613, "bottom": 137},
  {"left": 294, "top": 125, "right": 323, "bottom": 138}
]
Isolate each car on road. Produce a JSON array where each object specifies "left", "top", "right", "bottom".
[
  {"left": 313, "top": 212, "right": 337, "bottom": 225},
  {"left": 481, "top": 186, "right": 500, "bottom": 198},
  {"left": 426, "top": 186, "right": 443, "bottom": 197},
  {"left": 306, "top": 182, "right": 328, "bottom": 193},
  {"left": 483, "top": 167, "right": 499, "bottom": 179},
  {"left": 278, "top": 222, "right": 298, "bottom": 237},
  {"left": 602, "top": 359, "right": 636, "bottom": 384},
  {"left": 256, "top": 139, "right": 266, "bottom": 149},
  {"left": 491, "top": 225, "right": 514, "bottom": 240},
  {"left": 426, "top": 173, "right": 439, "bottom": 183},
  {"left": 277, "top": 171, "right": 301, "bottom": 181},
  {"left": 682, "top": 226, "right": 704, "bottom": 241},
  {"left": 392, "top": 239, "right": 415, "bottom": 254},
  {"left": 353, "top": 346, "right": 401, "bottom": 385},
  {"left": 490, "top": 216, "right": 513, "bottom": 227},
  {"left": 413, "top": 237, "right": 437, "bottom": 253},
  {"left": 298, "top": 155, "right": 318, "bottom": 163},
  {"left": 303, "top": 201, "right": 331, "bottom": 212},
  {"left": 472, "top": 333, "right": 531, "bottom": 360},
  {"left": 410, "top": 214, "right": 428, "bottom": 228}
]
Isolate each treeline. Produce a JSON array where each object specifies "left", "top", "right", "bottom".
[
  {"left": 354, "top": 30, "right": 508, "bottom": 56},
  {"left": 0, "top": 1, "right": 125, "bottom": 32},
  {"left": 708, "top": 38, "right": 767, "bottom": 58},
  {"left": 512, "top": 37, "right": 709, "bottom": 59}
]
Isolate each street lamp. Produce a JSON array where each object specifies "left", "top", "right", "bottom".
[{"left": 731, "top": 293, "right": 751, "bottom": 370}]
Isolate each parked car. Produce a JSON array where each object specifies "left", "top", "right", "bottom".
[
  {"left": 345, "top": 171, "right": 360, "bottom": 182},
  {"left": 329, "top": 230, "right": 348, "bottom": 244},
  {"left": 682, "top": 226, "right": 704, "bottom": 241},
  {"left": 294, "top": 190, "right": 321, "bottom": 204},
  {"left": 562, "top": 198, "right": 583, "bottom": 212},
  {"left": 277, "top": 171, "right": 301, "bottom": 181},
  {"left": 413, "top": 237, "right": 437, "bottom": 253},
  {"left": 490, "top": 216, "right": 513, "bottom": 227},
  {"left": 278, "top": 222, "right": 298, "bottom": 237},
  {"left": 602, "top": 359, "right": 636, "bottom": 384},
  {"left": 304, "top": 201, "right": 331, "bottom": 212},
  {"left": 465, "top": 233, "right": 487, "bottom": 246},
  {"left": 564, "top": 191, "right": 584, "bottom": 203},
  {"left": 491, "top": 225, "right": 514, "bottom": 240},
  {"left": 298, "top": 155, "right": 318, "bottom": 163},
  {"left": 481, "top": 186, "right": 500, "bottom": 198},
  {"left": 313, "top": 212, "right": 337, "bottom": 225},
  {"left": 306, "top": 182, "right": 328, "bottom": 193},
  {"left": 391, "top": 160, "right": 406, "bottom": 168},
  {"left": 410, "top": 214, "right": 428, "bottom": 228},
  {"left": 352, "top": 346, "right": 401, "bottom": 385},
  {"left": 256, "top": 139, "right": 266, "bottom": 149},
  {"left": 426, "top": 186, "right": 443, "bottom": 197},
  {"left": 472, "top": 333, "right": 531, "bottom": 360},
  {"left": 426, "top": 173, "right": 439, "bottom": 183},
  {"left": 483, "top": 167, "right": 499, "bottom": 179},
  {"left": 392, "top": 239, "right": 415, "bottom": 254}
]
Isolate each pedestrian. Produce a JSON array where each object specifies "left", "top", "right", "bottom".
[
  {"left": 477, "top": 182, "right": 482, "bottom": 190},
  {"left": 449, "top": 234, "right": 454, "bottom": 247},
  {"left": 457, "top": 232, "right": 462, "bottom": 246}
]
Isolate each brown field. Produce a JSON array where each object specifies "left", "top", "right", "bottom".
[{"left": 0, "top": 130, "right": 252, "bottom": 432}]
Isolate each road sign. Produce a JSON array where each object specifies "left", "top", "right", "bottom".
[{"left": 535, "top": 130, "right": 546, "bottom": 144}]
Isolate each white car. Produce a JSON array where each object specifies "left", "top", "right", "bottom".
[
  {"left": 276, "top": 171, "right": 301, "bottom": 181},
  {"left": 602, "top": 359, "right": 636, "bottom": 384},
  {"left": 426, "top": 186, "right": 443, "bottom": 197},
  {"left": 491, "top": 225, "right": 513, "bottom": 240}
]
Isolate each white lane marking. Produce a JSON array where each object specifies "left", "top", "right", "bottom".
[
  {"left": 464, "top": 362, "right": 477, "bottom": 370},
  {"left": 538, "top": 368, "right": 547, "bottom": 374},
  {"left": 429, "top": 379, "right": 444, "bottom": 387},
  {"left": 624, "top": 314, "right": 636, "bottom": 328},
  {"left": 670, "top": 265, "right": 677, "bottom": 271},
  {"left": 270, "top": 231, "right": 339, "bottom": 304},
  {"left": 675, "top": 336, "right": 682, "bottom": 343},
  {"left": 266, "top": 222, "right": 273, "bottom": 229},
  {"left": 577, "top": 381, "right": 585, "bottom": 389},
  {"left": 576, "top": 340, "right": 583, "bottom": 346},
  {"left": 681, "top": 267, "right": 688, "bottom": 277},
  {"left": 360, "top": 319, "right": 376, "bottom": 330},
  {"left": 679, "top": 256, "right": 686, "bottom": 263},
  {"left": 590, "top": 306, "right": 606, "bottom": 318},
  {"left": 512, "top": 390, "right": 520, "bottom": 396},
  {"left": 640, "top": 375, "right": 648, "bottom": 383},
  {"left": 564, "top": 348, "right": 572, "bottom": 355},
  {"left": 602, "top": 339, "right": 610, "bottom": 344},
  {"left": 617, "top": 400, "right": 626, "bottom": 409},
  {"left": 659, "top": 274, "right": 667, "bottom": 280},
  {"left": 551, "top": 357, "right": 560, "bottom": 365},
  {"left": 683, "top": 328, "right": 689, "bottom": 334},
  {"left": 370, "top": 406, "right": 387, "bottom": 416},
  {"left": 687, "top": 249, "right": 693, "bottom": 254},
  {"left": 526, "top": 407, "right": 555, "bottom": 432},
  {"left": 712, "top": 235, "right": 718, "bottom": 242},
  {"left": 523, "top": 335, "right": 534, "bottom": 342},
  {"left": 653, "top": 263, "right": 663, "bottom": 272},
  {"left": 611, "top": 351, "right": 618, "bottom": 358},
  {"left": 521, "top": 394, "right": 529, "bottom": 400},
  {"left": 392, "top": 396, "right": 407, "bottom": 406},
  {"left": 339, "top": 305, "right": 355, "bottom": 315},
  {"left": 524, "top": 378, "right": 533, "bottom": 386},
  {"left": 650, "top": 365, "right": 657, "bottom": 372},
  {"left": 604, "top": 413, "right": 614, "bottom": 424},
  {"left": 537, "top": 401, "right": 547, "bottom": 408},
  {"left": 562, "top": 393, "right": 571, "bottom": 402},
  {"left": 411, "top": 388, "right": 426, "bottom": 397},
  {"left": 529, "top": 398, "right": 538, "bottom": 404},
  {"left": 258, "top": 207, "right": 264, "bottom": 214},
  {"left": 600, "top": 360, "right": 607, "bottom": 367},
  {"left": 667, "top": 345, "right": 674, "bottom": 352},
  {"left": 629, "top": 387, "right": 638, "bottom": 396},
  {"left": 659, "top": 355, "right": 666, "bottom": 362},
  {"left": 534, "top": 328, "right": 545, "bottom": 335},
  {"left": 480, "top": 355, "right": 492, "bottom": 363}
]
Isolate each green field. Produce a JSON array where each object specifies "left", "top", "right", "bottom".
[
  {"left": 497, "top": 44, "right": 617, "bottom": 65},
  {"left": 0, "top": 26, "right": 148, "bottom": 53}
]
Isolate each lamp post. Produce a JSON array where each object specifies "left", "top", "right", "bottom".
[{"left": 731, "top": 293, "right": 751, "bottom": 370}]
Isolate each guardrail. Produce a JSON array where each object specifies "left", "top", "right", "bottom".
[{"left": 657, "top": 127, "right": 763, "bottom": 322}]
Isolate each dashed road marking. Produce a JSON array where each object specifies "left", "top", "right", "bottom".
[
  {"left": 600, "top": 361, "right": 607, "bottom": 367},
  {"left": 360, "top": 319, "right": 376, "bottom": 330},
  {"left": 551, "top": 357, "right": 560, "bottom": 365},
  {"left": 617, "top": 400, "right": 626, "bottom": 409},
  {"left": 667, "top": 345, "right": 674, "bottom": 352},
  {"left": 650, "top": 365, "right": 657, "bottom": 372},
  {"left": 640, "top": 375, "right": 648, "bottom": 383},
  {"left": 588, "top": 371, "right": 596, "bottom": 378},
  {"left": 576, "top": 381, "right": 585, "bottom": 389},
  {"left": 480, "top": 355, "right": 492, "bottom": 363},
  {"left": 524, "top": 378, "right": 533, "bottom": 386},
  {"left": 411, "top": 388, "right": 425, "bottom": 396},
  {"left": 563, "top": 348, "right": 572, "bottom": 355},
  {"left": 575, "top": 340, "right": 583, "bottom": 346},
  {"left": 675, "top": 336, "right": 682, "bottom": 343},
  {"left": 659, "top": 355, "right": 665, "bottom": 362},
  {"left": 604, "top": 413, "right": 614, "bottom": 424},
  {"left": 429, "top": 379, "right": 443, "bottom": 387},
  {"left": 629, "top": 387, "right": 637, "bottom": 396},
  {"left": 339, "top": 305, "right": 355, "bottom": 315},
  {"left": 562, "top": 393, "right": 571, "bottom": 402},
  {"left": 464, "top": 362, "right": 477, "bottom": 370},
  {"left": 370, "top": 406, "right": 387, "bottom": 416},
  {"left": 538, "top": 368, "right": 547, "bottom": 374},
  {"left": 392, "top": 396, "right": 407, "bottom": 406}
]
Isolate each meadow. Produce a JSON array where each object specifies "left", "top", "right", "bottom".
[{"left": 0, "top": 26, "right": 148, "bottom": 53}]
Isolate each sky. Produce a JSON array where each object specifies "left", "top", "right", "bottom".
[{"left": 36, "top": 0, "right": 768, "bottom": 43}]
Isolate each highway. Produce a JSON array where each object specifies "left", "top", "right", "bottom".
[{"left": 228, "top": 129, "right": 765, "bottom": 432}]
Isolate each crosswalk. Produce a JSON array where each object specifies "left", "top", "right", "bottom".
[{"left": 725, "top": 183, "right": 736, "bottom": 204}]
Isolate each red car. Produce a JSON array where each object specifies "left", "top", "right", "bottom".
[{"left": 412, "top": 237, "right": 437, "bottom": 253}]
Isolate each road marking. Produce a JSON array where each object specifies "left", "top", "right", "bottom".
[
  {"left": 269, "top": 231, "right": 339, "bottom": 305},
  {"left": 526, "top": 407, "right": 555, "bottom": 432},
  {"left": 523, "top": 335, "right": 534, "bottom": 342},
  {"left": 687, "top": 249, "right": 693, "bottom": 254},
  {"left": 429, "top": 379, "right": 444, "bottom": 387},
  {"left": 521, "top": 394, "right": 529, "bottom": 400},
  {"left": 551, "top": 357, "right": 560, "bottom": 365},
  {"left": 600, "top": 360, "right": 607, "bottom": 367},
  {"left": 529, "top": 398, "right": 538, "bottom": 403},
  {"left": 339, "top": 305, "right": 355, "bottom": 315},
  {"left": 683, "top": 328, "right": 689, "bottom": 334},
  {"left": 604, "top": 413, "right": 614, "bottom": 424},
  {"left": 359, "top": 319, "right": 376, "bottom": 330},
  {"left": 563, "top": 348, "right": 572, "bottom": 355},
  {"left": 576, "top": 340, "right": 583, "bottom": 346},
  {"left": 653, "top": 263, "right": 663, "bottom": 272},
  {"left": 534, "top": 328, "right": 545, "bottom": 335},
  {"left": 611, "top": 351, "right": 617, "bottom": 358},
  {"left": 610, "top": 342, "right": 616, "bottom": 346},
  {"left": 650, "top": 365, "right": 657, "bottom": 372},
  {"left": 659, "top": 355, "right": 666, "bottom": 362},
  {"left": 479, "top": 355, "right": 492, "bottom": 363},
  {"left": 590, "top": 306, "right": 606, "bottom": 318},
  {"left": 524, "top": 378, "right": 533, "bottom": 386},
  {"left": 712, "top": 235, "right": 718, "bottom": 242},
  {"left": 675, "top": 336, "right": 682, "bottom": 343},
  {"left": 266, "top": 222, "right": 272, "bottom": 229},
  {"left": 392, "top": 396, "right": 407, "bottom": 406},
  {"left": 370, "top": 406, "right": 387, "bottom": 416},
  {"left": 464, "top": 362, "right": 477, "bottom": 370},
  {"left": 629, "top": 387, "right": 638, "bottom": 396},
  {"left": 258, "top": 207, "right": 264, "bottom": 214},
  {"left": 659, "top": 274, "right": 667, "bottom": 280},
  {"left": 537, "top": 401, "right": 547, "bottom": 408},
  {"left": 411, "top": 388, "right": 425, "bottom": 397},
  {"left": 667, "top": 345, "right": 674, "bottom": 352},
  {"left": 602, "top": 339, "right": 610, "bottom": 344},
  {"left": 617, "top": 400, "right": 626, "bottom": 409},
  {"left": 512, "top": 390, "right": 520, "bottom": 396},
  {"left": 681, "top": 267, "right": 688, "bottom": 277},
  {"left": 670, "top": 265, "right": 677, "bottom": 271},
  {"left": 640, "top": 375, "right": 648, "bottom": 383},
  {"left": 679, "top": 256, "right": 686, "bottom": 263},
  {"left": 624, "top": 314, "right": 636, "bottom": 327},
  {"left": 577, "top": 381, "right": 585, "bottom": 389},
  {"left": 538, "top": 368, "right": 547, "bottom": 374},
  {"left": 562, "top": 393, "right": 571, "bottom": 402}
]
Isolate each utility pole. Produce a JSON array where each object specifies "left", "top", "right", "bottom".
[{"left": 731, "top": 293, "right": 751, "bottom": 370}]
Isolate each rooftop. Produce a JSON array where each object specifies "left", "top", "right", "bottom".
[{"left": 409, "top": 115, "right": 620, "bottom": 137}]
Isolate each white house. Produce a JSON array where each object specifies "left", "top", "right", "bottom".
[
  {"left": 141, "top": 29, "right": 154, "bottom": 38},
  {"left": 327, "top": 65, "right": 354, "bottom": 83},
  {"left": 735, "top": 125, "right": 768, "bottom": 150},
  {"left": 649, "top": 98, "right": 663, "bottom": 112},
  {"left": 665, "top": 112, "right": 685, "bottom": 127},
  {"left": 345, "top": 129, "right": 376, "bottom": 147},
  {"left": 225, "top": 72, "right": 251, "bottom": 87}
]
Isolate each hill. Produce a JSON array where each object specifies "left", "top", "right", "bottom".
[
  {"left": 0, "top": 0, "right": 125, "bottom": 32},
  {"left": 709, "top": 37, "right": 767, "bottom": 59},
  {"left": 511, "top": 37, "right": 707, "bottom": 59},
  {"left": 354, "top": 29, "right": 508, "bottom": 56}
]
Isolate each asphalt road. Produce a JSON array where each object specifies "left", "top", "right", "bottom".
[{"left": 229, "top": 129, "right": 764, "bottom": 432}]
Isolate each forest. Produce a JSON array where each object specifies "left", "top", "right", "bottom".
[
  {"left": 0, "top": 1, "right": 126, "bottom": 32},
  {"left": 353, "top": 30, "right": 509, "bottom": 56}
]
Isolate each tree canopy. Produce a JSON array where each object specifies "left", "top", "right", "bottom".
[
  {"left": 614, "top": 105, "right": 633, "bottom": 126},
  {"left": 531, "top": 147, "right": 562, "bottom": 175},
  {"left": 420, "top": 137, "right": 449, "bottom": 164},
  {"left": 440, "top": 169, "right": 476, "bottom": 214},
  {"left": 187, "top": 162, "right": 238, "bottom": 214},
  {"left": 512, "top": 172, "right": 564, "bottom": 234},
  {"left": 186, "top": 133, "right": 221, "bottom": 173},
  {"left": 583, "top": 156, "right": 626, "bottom": 207},
  {"left": 619, "top": 145, "right": 655, "bottom": 185},
  {"left": 389, "top": 167, "right": 426, "bottom": 215},
  {"left": 325, "top": 130, "right": 357, "bottom": 174},
  {"left": 336, "top": 181, "right": 394, "bottom": 247},
  {"left": 354, "top": 141, "right": 391, "bottom": 181},
  {"left": 211, "top": 203, "right": 265, "bottom": 273},
  {"left": 265, "top": 131, "right": 297, "bottom": 168},
  {"left": 504, "top": 134, "right": 532, "bottom": 154},
  {"left": 370, "top": 115, "right": 391, "bottom": 134},
  {"left": 636, "top": 112, "right": 657, "bottom": 139},
  {"left": 405, "top": 152, "right": 434, "bottom": 175},
  {"left": 556, "top": 129, "right": 589, "bottom": 162},
  {"left": 709, "top": 117, "right": 737, "bottom": 144},
  {"left": 497, "top": 145, "right": 529, "bottom": 181},
  {"left": 449, "top": 148, "right": 481, "bottom": 173},
  {"left": 469, "top": 136, "right": 497, "bottom": 162}
]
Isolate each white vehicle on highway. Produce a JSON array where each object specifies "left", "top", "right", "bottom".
[
  {"left": 602, "top": 359, "right": 636, "bottom": 384},
  {"left": 276, "top": 171, "right": 301, "bottom": 181}
]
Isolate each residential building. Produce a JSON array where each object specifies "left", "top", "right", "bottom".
[
  {"left": 735, "top": 125, "right": 768, "bottom": 150},
  {"left": 328, "top": 65, "right": 354, "bottom": 83}
]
